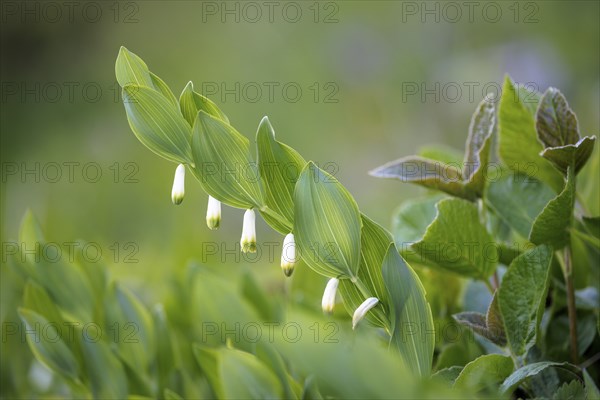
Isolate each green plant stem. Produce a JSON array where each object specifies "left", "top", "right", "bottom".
[
  {"left": 563, "top": 246, "right": 579, "bottom": 364},
  {"left": 260, "top": 206, "right": 292, "bottom": 232},
  {"left": 570, "top": 228, "right": 600, "bottom": 249},
  {"left": 483, "top": 279, "right": 495, "bottom": 294},
  {"left": 492, "top": 271, "right": 500, "bottom": 291}
]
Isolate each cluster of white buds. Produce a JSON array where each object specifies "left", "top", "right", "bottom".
[
  {"left": 240, "top": 209, "right": 257, "bottom": 253},
  {"left": 171, "top": 164, "right": 186, "bottom": 205},
  {"left": 170, "top": 164, "right": 380, "bottom": 331},
  {"left": 206, "top": 196, "right": 221, "bottom": 230},
  {"left": 280, "top": 233, "right": 297, "bottom": 277}
]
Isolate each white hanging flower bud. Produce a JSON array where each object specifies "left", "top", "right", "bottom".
[
  {"left": 206, "top": 196, "right": 221, "bottom": 230},
  {"left": 240, "top": 209, "right": 256, "bottom": 253},
  {"left": 171, "top": 164, "right": 185, "bottom": 205},
  {"left": 280, "top": 233, "right": 297, "bottom": 277},
  {"left": 352, "top": 297, "right": 379, "bottom": 329},
  {"left": 321, "top": 278, "right": 339, "bottom": 314}
]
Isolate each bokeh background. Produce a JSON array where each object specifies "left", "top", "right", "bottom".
[{"left": 2, "top": 0, "right": 599, "bottom": 307}]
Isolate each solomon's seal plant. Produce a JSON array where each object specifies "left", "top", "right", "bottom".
[
  {"left": 115, "top": 46, "right": 435, "bottom": 372},
  {"left": 5, "top": 47, "right": 598, "bottom": 399}
]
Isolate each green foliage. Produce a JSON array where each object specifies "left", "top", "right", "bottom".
[
  {"left": 497, "top": 76, "right": 564, "bottom": 192},
  {"left": 373, "top": 73, "right": 598, "bottom": 398},
  {"left": 453, "top": 354, "right": 514, "bottom": 393},
  {"left": 5, "top": 51, "right": 598, "bottom": 400},
  {"left": 412, "top": 198, "right": 497, "bottom": 279},
  {"left": 498, "top": 245, "right": 553, "bottom": 356},
  {"left": 382, "top": 244, "right": 435, "bottom": 377}
]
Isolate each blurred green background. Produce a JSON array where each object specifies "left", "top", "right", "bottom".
[{"left": 2, "top": 0, "right": 599, "bottom": 293}]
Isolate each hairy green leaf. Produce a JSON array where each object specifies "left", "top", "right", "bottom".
[
  {"left": 453, "top": 354, "right": 513, "bottom": 392},
  {"left": 552, "top": 380, "right": 586, "bottom": 400},
  {"left": 530, "top": 166, "right": 575, "bottom": 248},
  {"left": 392, "top": 195, "right": 442, "bottom": 247},
  {"left": 498, "top": 76, "right": 563, "bottom": 192},
  {"left": 498, "top": 245, "right": 552, "bottom": 356},
  {"left": 500, "top": 362, "right": 579, "bottom": 394},
  {"left": 454, "top": 294, "right": 507, "bottom": 348},
  {"left": 541, "top": 136, "right": 596, "bottom": 175},
  {"left": 463, "top": 97, "right": 495, "bottom": 195},
  {"left": 536, "top": 88, "right": 579, "bottom": 148},
  {"left": 412, "top": 198, "right": 497, "bottom": 279},
  {"left": 370, "top": 156, "right": 475, "bottom": 200},
  {"left": 485, "top": 173, "right": 555, "bottom": 239}
]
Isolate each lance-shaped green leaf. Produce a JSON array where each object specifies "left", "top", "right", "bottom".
[
  {"left": 122, "top": 84, "right": 192, "bottom": 164},
  {"left": 382, "top": 244, "right": 434, "bottom": 377},
  {"left": 498, "top": 245, "right": 552, "bottom": 356},
  {"left": 453, "top": 354, "right": 513, "bottom": 392},
  {"left": 179, "top": 81, "right": 229, "bottom": 126},
  {"left": 116, "top": 46, "right": 154, "bottom": 88},
  {"left": 153, "top": 305, "right": 175, "bottom": 394},
  {"left": 150, "top": 72, "right": 179, "bottom": 106},
  {"left": 104, "top": 283, "right": 155, "bottom": 374},
  {"left": 256, "top": 116, "right": 306, "bottom": 233},
  {"left": 453, "top": 291, "right": 506, "bottom": 347},
  {"left": 18, "top": 308, "right": 79, "bottom": 381},
  {"left": 498, "top": 76, "right": 563, "bottom": 192},
  {"left": 23, "top": 282, "right": 65, "bottom": 337},
  {"left": 81, "top": 337, "right": 128, "bottom": 399},
  {"left": 294, "top": 162, "right": 362, "bottom": 278},
  {"left": 485, "top": 173, "right": 555, "bottom": 239},
  {"left": 116, "top": 47, "right": 177, "bottom": 106},
  {"left": 338, "top": 215, "right": 392, "bottom": 329},
  {"left": 255, "top": 342, "right": 295, "bottom": 400},
  {"left": 500, "top": 362, "right": 579, "bottom": 394},
  {"left": 582, "top": 216, "right": 600, "bottom": 239},
  {"left": 412, "top": 198, "right": 497, "bottom": 279},
  {"left": 463, "top": 97, "right": 495, "bottom": 196},
  {"left": 191, "top": 111, "right": 264, "bottom": 209},
  {"left": 18, "top": 213, "right": 95, "bottom": 324},
  {"left": 194, "top": 345, "right": 283, "bottom": 399},
  {"left": 370, "top": 156, "right": 475, "bottom": 200},
  {"left": 530, "top": 166, "right": 575, "bottom": 248},
  {"left": 164, "top": 389, "right": 184, "bottom": 400},
  {"left": 541, "top": 136, "right": 596, "bottom": 174},
  {"left": 584, "top": 369, "right": 600, "bottom": 400}
]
